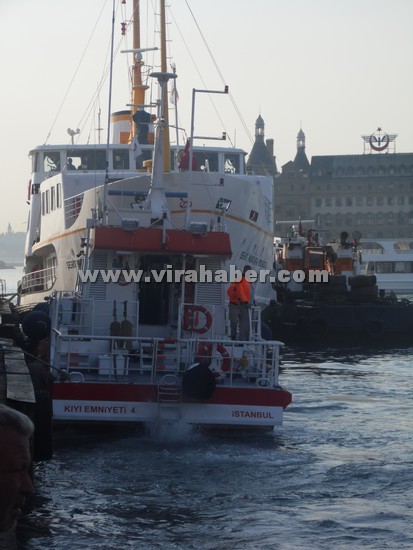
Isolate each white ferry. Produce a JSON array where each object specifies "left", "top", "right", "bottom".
[
  {"left": 361, "top": 238, "right": 413, "bottom": 296},
  {"left": 16, "top": 0, "right": 291, "bottom": 430}
]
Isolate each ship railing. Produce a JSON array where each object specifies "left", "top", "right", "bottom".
[
  {"left": 20, "top": 266, "right": 57, "bottom": 294},
  {"left": 64, "top": 193, "right": 84, "bottom": 228},
  {"left": 51, "top": 332, "right": 284, "bottom": 388},
  {"left": 51, "top": 295, "right": 139, "bottom": 339}
]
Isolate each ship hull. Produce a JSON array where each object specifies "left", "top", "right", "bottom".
[{"left": 52, "top": 382, "right": 291, "bottom": 428}]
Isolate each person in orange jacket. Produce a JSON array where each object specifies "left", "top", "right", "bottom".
[{"left": 227, "top": 265, "right": 252, "bottom": 340}]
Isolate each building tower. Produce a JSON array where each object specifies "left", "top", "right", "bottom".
[
  {"left": 246, "top": 115, "right": 278, "bottom": 176},
  {"left": 293, "top": 127, "right": 310, "bottom": 171}
]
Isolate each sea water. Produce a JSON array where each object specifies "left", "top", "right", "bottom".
[
  {"left": 3, "top": 271, "right": 412, "bottom": 549},
  {"left": 16, "top": 345, "right": 413, "bottom": 549}
]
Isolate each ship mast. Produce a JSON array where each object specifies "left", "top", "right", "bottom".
[
  {"left": 131, "top": 0, "right": 148, "bottom": 131},
  {"left": 160, "top": 0, "right": 171, "bottom": 172}
]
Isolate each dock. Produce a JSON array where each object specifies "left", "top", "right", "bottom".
[
  {"left": 0, "top": 338, "right": 53, "bottom": 460},
  {"left": 0, "top": 285, "right": 18, "bottom": 339}
]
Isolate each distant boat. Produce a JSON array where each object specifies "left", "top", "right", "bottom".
[
  {"left": 361, "top": 238, "right": 413, "bottom": 296},
  {"left": 0, "top": 260, "right": 15, "bottom": 269},
  {"left": 263, "top": 228, "right": 413, "bottom": 345}
]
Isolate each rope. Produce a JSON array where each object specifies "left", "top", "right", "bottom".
[{"left": 44, "top": 0, "right": 109, "bottom": 145}]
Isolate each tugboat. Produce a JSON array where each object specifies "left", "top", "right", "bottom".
[
  {"left": 263, "top": 225, "right": 413, "bottom": 345},
  {"left": 13, "top": 1, "right": 291, "bottom": 430}
]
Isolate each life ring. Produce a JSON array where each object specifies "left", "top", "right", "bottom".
[
  {"left": 196, "top": 341, "right": 231, "bottom": 372},
  {"left": 183, "top": 305, "right": 212, "bottom": 334},
  {"left": 216, "top": 344, "right": 231, "bottom": 372}
]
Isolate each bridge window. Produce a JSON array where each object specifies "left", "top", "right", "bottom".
[
  {"left": 66, "top": 150, "right": 106, "bottom": 171},
  {"left": 113, "top": 149, "right": 130, "bottom": 170},
  {"left": 44, "top": 152, "right": 61, "bottom": 172},
  {"left": 224, "top": 154, "right": 240, "bottom": 174}
]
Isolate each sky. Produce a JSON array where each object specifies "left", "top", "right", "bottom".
[{"left": 0, "top": 0, "right": 412, "bottom": 237}]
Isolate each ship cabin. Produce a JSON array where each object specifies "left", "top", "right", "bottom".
[{"left": 28, "top": 143, "right": 248, "bottom": 188}]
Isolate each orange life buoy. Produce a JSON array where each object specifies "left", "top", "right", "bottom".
[
  {"left": 196, "top": 342, "right": 231, "bottom": 373},
  {"left": 216, "top": 344, "right": 231, "bottom": 372},
  {"left": 183, "top": 305, "right": 212, "bottom": 334}
]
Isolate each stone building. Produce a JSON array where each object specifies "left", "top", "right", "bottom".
[{"left": 272, "top": 128, "right": 413, "bottom": 241}]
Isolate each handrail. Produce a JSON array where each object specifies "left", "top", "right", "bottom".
[{"left": 20, "top": 266, "right": 56, "bottom": 294}]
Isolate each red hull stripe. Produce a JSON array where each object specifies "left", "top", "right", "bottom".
[
  {"left": 53, "top": 384, "right": 292, "bottom": 408},
  {"left": 94, "top": 226, "right": 232, "bottom": 256}
]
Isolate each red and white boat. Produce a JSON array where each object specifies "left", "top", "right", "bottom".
[{"left": 17, "top": 1, "right": 291, "bottom": 430}]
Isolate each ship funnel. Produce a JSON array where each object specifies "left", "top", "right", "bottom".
[{"left": 111, "top": 110, "right": 131, "bottom": 144}]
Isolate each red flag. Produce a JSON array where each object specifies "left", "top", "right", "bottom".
[{"left": 179, "top": 140, "right": 198, "bottom": 170}]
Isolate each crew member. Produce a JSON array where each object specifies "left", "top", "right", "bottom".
[{"left": 227, "top": 265, "right": 252, "bottom": 340}]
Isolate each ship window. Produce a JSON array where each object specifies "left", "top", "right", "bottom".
[
  {"left": 224, "top": 154, "right": 240, "bottom": 174},
  {"left": 41, "top": 192, "right": 45, "bottom": 215},
  {"left": 195, "top": 151, "right": 218, "bottom": 172},
  {"left": 394, "top": 261, "right": 411, "bottom": 273},
  {"left": 44, "top": 151, "right": 61, "bottom": 172},
  {"left": 375, "top": 262, "right": 393, "bottom": 274},
  {"left": 45, "top": 189, "right": 50, "bottom": 214},
  {"left": 56, "top": 183, "right": 62, "bottom": 208},
  {"left": 66, "top": 150, "right": 106, "bottom": 171},
  {"left": 51, "top": 187, "right": 56, "bottom": 211},
  {"left": 113, "top": 149, "right": 129, "bottom": 170}
]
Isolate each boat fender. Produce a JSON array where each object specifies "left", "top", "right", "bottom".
[
  {"left": 307, "top": 317, "right": 328, "bottom": 338},
  {"left": 261, "top": 322, "right": 272, "bottom": 341},
  {"left": 22, "top": 310, "right": 51, "bottom": 341},
  {"left": 182, "top": 363, "right": 216, "bottom": 400},
  {"left": 364, "top": 320, "right": 384, "bottom": 339},
  {"left": 183, "top": 305, "right": 212, "bottom": 334}
]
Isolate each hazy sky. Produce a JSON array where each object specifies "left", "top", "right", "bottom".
[{"left": 0, "top": 0, "right": 412, "bottom": 237}]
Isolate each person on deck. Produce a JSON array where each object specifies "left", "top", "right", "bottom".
[
  {"left": 66, "top": 157, "right": 76, "bottom": 170},
  {"left": 227, "top": 265, "right": 252, "bottom": 340}
]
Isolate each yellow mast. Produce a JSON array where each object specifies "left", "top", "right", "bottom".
[
  {"left": 131, "top": 0, "right": 149, "bottom": 140},
  {"left": 160, "top": 0, "right": 171, "bottom": 172}
]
